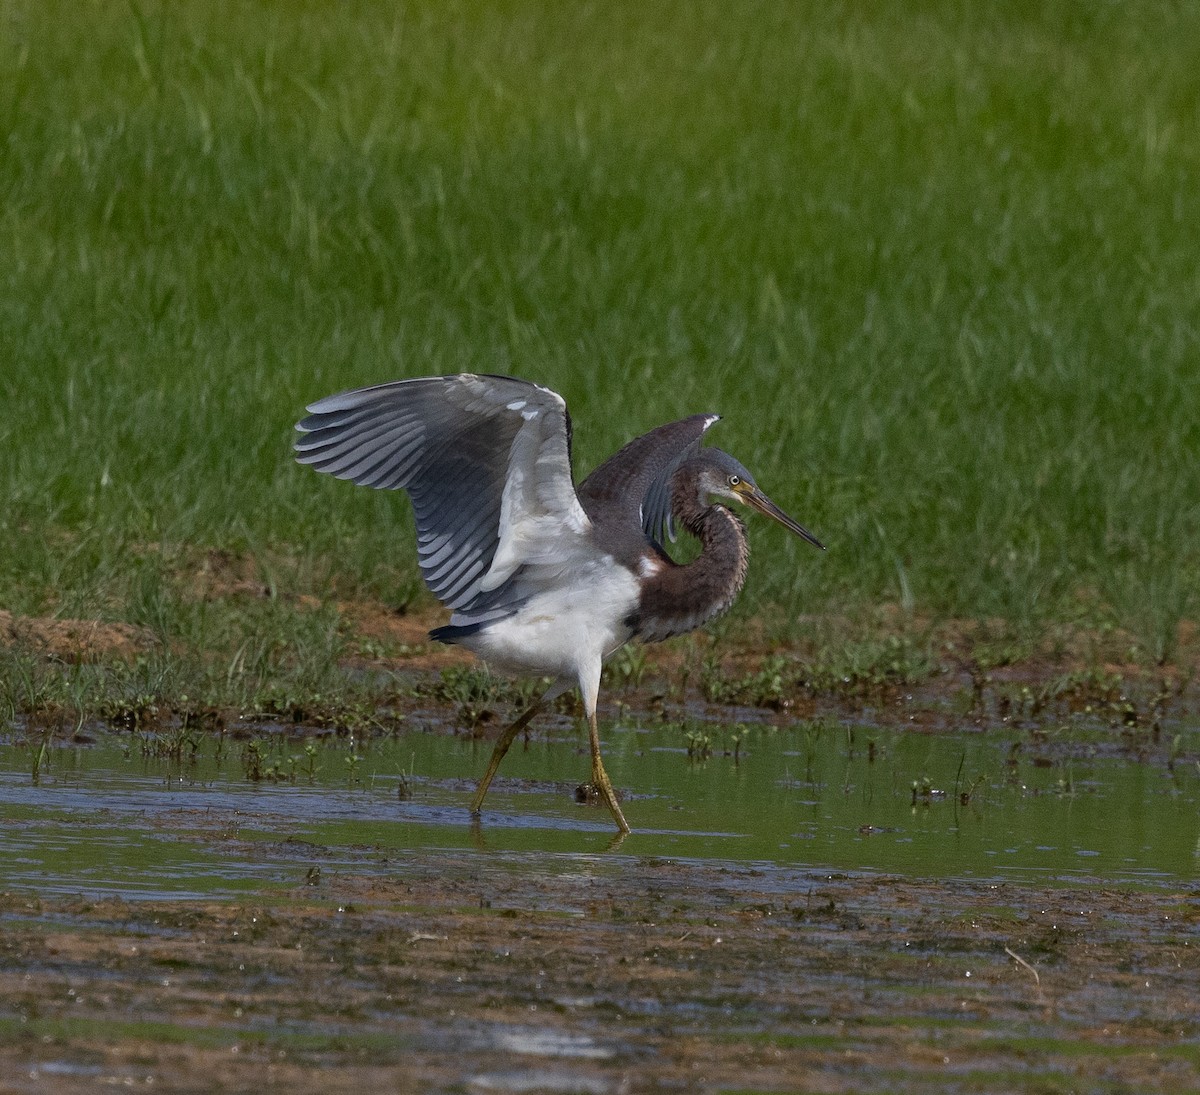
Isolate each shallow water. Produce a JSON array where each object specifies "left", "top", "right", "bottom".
[{"left": 0, "top": 714, "right": 1196, "bottom": 898}]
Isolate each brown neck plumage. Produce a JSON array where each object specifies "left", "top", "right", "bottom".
[{"left": 633, "top": 498, "right": 750, "bottom": 644}]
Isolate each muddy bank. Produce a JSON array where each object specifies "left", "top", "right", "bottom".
[
  {"left": 2, "top": 599, "right": 1198, "bottom": 1093},
  {"left": 1, "top": 851, "right": 1196, "bottom": 1094}
]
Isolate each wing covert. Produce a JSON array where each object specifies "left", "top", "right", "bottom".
[{"left": 576, "top": 414, "right": 720, "bottom": 548}]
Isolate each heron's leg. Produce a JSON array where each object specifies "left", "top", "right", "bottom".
[
  {"left": 587, "top": 708, "right": 630, "bottom": 834},
  {"left": 469, "top": 699, "right": 543, "bottom": 816},
  {"left": 574, "top": 655, "right": 630, "bottom": 833}
]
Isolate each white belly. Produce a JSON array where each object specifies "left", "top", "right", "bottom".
[{"left": 458, "top": 561, "right": 639, "bottom": 682}]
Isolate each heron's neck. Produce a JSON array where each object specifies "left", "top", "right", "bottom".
[{"left": 633, "top": 504, "right": 749, "bottom": 643}]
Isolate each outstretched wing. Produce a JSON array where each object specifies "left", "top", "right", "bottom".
[
  {"left": 577, "top": 414, "right": 719, "bottom": 548},
  {"left": 294, "top": 374, "right": 591, "bottom": 612}
]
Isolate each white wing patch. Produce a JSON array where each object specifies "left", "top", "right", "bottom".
[{"left": 479, "top": 383, "right": 592, "bottom": 592}]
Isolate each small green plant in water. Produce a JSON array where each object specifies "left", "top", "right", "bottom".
[
  {"left": 344, "top": 746, "right": 364, "bottom": 784},
  {"left": 302, "top": 740, "right": 320, "bottom": 782},
  {"left": 241, "top": 738, "right": 288, "bottom": 782},
  {"left": 396, "top": 751, "right": 416, "bottom": 801},
  {"left": 958, "top": 774, "right": 988, "bottom": 807},
  {"left": 911, "top": 774, "right": 945, "bottom": 807},
  {"left": 949, "top": 753, "right": 989, "bottom": 808},
  {"left": 29, "top": 723, "right": 55, "bottom": 783},
  {"left": 139, "top": 722, "right": 203, "bottom": 764},
  {"left": 242, "top": 739, "right": 265, "bottom": 781},
  {"left": 729, "top": 725, "right": 747, "bottom": 764},
  {"left": 685, "top": 728, "right": 712, "bottom": 761},
  {"left": 1167, "top": 734, "right": 1183, "bottom": 775}
]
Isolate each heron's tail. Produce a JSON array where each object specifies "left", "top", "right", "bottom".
[{"left": 429, "top": 621, "right": 484, "bottom": 645}]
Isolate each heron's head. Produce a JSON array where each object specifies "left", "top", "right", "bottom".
[{"left": 695, "top": 450, "right": 825, "bottom": 550}]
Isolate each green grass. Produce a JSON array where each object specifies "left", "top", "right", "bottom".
[{"left": 3, "top": 1, "right": 1200, "bottom": 660}]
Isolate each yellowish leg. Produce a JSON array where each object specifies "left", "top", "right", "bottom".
[
  {"left": 588, "top": 710, "right": 630, "bottom": 834},
  {"left": 469, "top": 699, "right": 543, "bottom": 817}
]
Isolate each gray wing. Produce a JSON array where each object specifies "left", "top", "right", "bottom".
[
  {"left": 295, "top": 374, "right": 592, "bottom": 611},
  {"left": 577, "top": 414, "right": 720, "bottom": 548}
]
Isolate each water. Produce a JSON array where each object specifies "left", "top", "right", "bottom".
[{"left": 0, "top": 715, "right": 1196, "bottom": 898}]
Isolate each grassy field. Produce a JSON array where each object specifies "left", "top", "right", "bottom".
[{"left": 3, "top": 0, "right": 1200, "bottom": 689}]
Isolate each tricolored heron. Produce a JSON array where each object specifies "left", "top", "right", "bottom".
[{"left": 295, "top": 374, "right": 823, "bottom": 833}]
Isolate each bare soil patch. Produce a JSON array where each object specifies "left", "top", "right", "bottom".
[{"left": 0, "top": 611, "right": 152, "bottom": 664}]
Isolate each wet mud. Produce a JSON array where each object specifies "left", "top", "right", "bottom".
[{"left": 1, "top": 849, "right": 1196, "bottom": 1094}]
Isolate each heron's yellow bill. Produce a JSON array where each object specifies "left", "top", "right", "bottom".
[{"left": 738, "top": 484, "right": 825, "bottom": 551}]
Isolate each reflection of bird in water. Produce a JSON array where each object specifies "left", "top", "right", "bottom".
[{"left": 295, "top": 374, "right": 823, "bottom": 833}]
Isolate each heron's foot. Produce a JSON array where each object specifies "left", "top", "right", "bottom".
[{"left": 582, "top": 766, "right": 631, "bottom": 834}]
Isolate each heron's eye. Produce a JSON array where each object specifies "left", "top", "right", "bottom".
[{"left": 728, "top": 475, "right": 740, "bottom": 487}]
